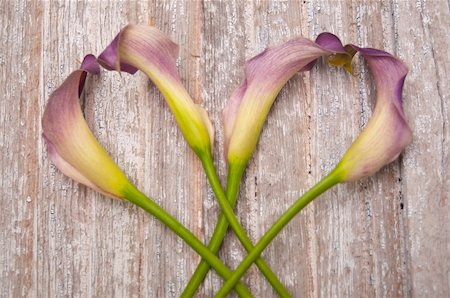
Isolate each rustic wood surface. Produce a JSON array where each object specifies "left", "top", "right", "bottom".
[{"left": 1, "top": 0, "right": 448, "bottom": 297}]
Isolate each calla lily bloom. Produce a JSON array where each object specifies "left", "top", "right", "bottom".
[
  {"left": 326, "top": 46, "right": 412, "bottom": 181},
  {"left": 313, "top": 33, "right": 412, "bottom": 181},
  {"left": 42, "top": 55, "right": 134, "bottom": 199},
  {"left": 97, "top": 25, "right": 214, "bottom": 157},
  {"left": 223, "top": 37, "right": 349, "bottom": 166},
  {"left": 42, "top": 55, "right": 253, "bottom": 297}
]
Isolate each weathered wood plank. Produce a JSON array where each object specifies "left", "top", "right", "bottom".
[
  {"left": 0, "top": 0, "right": 448, "bottom": 297},
  {"left": 0, "top": 1, "right": 42, "bottom": 297},
  {"left": 396, "top": 0, "right": 450, "bottom": 296}
]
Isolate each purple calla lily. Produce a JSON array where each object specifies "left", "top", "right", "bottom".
[
  {"left": 42, "top": 55, "right": 134, "bottom": 199},
  {"left": 98, "top": 25, "right": 214, "bottom": 156}
]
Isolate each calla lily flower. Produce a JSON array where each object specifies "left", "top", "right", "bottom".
[
  {"left": 42, "top": 55, "right": 134, "bottom": 199},
  {"left": 97, "top": 25, "right": 214, "bottom": 157},
  {"left": 42, "top": 55, "right": 255, "bottom": 297},
  {"left": 314, "top": 33, "right": 413, "bottom": 181},
  {"left": 333, "top": 49, "right": 412, "bottom": 180},
  {"left": 223, "top": 37, "right": 347, "bottom": 166}
]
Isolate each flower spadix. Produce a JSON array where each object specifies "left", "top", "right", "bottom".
[
  {"left": 42, "top": 55, "right": 134, "bottom": 199},
  {"left": 98, "top": 25, "right": 214, "bottom": 157}
]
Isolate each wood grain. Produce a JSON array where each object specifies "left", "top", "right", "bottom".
[{"left": 0, "top": 0, "right": 448, "bottom": 297}]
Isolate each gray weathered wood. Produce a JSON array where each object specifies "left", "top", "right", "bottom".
[{"left": 0, "top": 0, "right": 448, "bottom": 297}]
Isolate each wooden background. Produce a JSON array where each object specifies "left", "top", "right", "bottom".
[{"left": 1, "top": 0, "right": 448, "bottom": 297}]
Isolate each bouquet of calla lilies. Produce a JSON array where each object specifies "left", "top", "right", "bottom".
[{"left": 42, "top": 25, "right": 412, "bottom": 297}]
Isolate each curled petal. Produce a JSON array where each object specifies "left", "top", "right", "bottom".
[
  {"left": 333, "top": 46, "right": 412, "bottom": 181},
  {"left": 80, "top": 54, "right": 101, "bottom": 74},
  {"left": 42, "top": 56, "right": 133, "bottom": 199},
  {"left": 224, "top": 35, "right": 346, "bottom": 164},
  {"left": 98, "top": 25, "right": 214, "bottom": 156}
]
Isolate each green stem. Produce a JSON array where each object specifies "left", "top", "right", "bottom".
[
  {"left": 182, "top": 163, "right": 245, "bottom": 296},
  {"left": 215, "top": 170, "right": 341, "bottom": 297},
  {"left": 200, "top": 154, "right": 291, "bottom": 297},
  {"left": 122, "top": 185, "right": 252, "bottom": 297}
]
